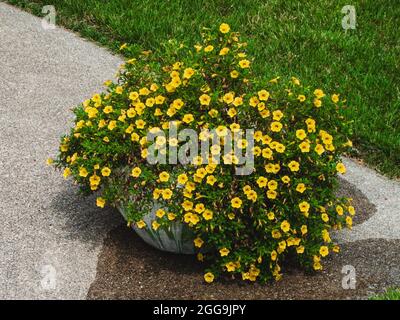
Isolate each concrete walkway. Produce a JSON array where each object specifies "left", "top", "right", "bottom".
[
  {"left": 338, "top": 158, "right": 400, "bottom": 242},
  {"left": 0, "top": 3, "right": 122, "bottom": 299},
  {"left": 0, "top": 3, "right": 399, "bottom": 299}
]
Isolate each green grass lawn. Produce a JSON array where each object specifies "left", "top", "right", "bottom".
[
  {"left": 370, "top": 288, "right": 400, "bottom": 300},
  {"left": 6, "top": 0, "right": 400, "bottom": 177}
]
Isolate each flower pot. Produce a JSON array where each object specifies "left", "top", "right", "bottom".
[{"left": 118, "top": 202, "right": 196, "bottom": 254}]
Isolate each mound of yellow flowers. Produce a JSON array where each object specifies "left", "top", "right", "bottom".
[{"left": 52, "top": 23, "right": 354, "bottom": 283}]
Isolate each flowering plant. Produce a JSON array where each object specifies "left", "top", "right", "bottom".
[{"left": 52, "top": 23, "right": 355, "bottom": 283}]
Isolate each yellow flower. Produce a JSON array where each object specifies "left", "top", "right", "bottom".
[
  {"left": 346, "top": 216, "right": 353, "bottom": 229},
  {"left": 63, "top": 167, "right": 71, "bottom": 179},
  {"left": 139, "top": 87, "right": 150, "bottom": 95},
  {"left": 136, "top": 220, "right": 146, "bottom": 229},
  {"left": 89, "top": 174, "right": 101, "bottom": 186},
  {"left": 315, "top": 144, "right": 325, "bottom": 155},
  {"left": 206, "top": 175, "right": 217, "bottom": 186},
  {"left": 314, "top": 98, "right": 322, "bottom": 108},
  {"left": 275, "top": 143, "right": 285, "bottom": 153},
  {"left": 219, "top": 23, "right": 230, "bottom": 33},
  {"left": 177, "top": 173, "right": 188, "bottom": 185},
  {"left": 131, "top": 132, "right": 140, "bottom": 142},
  {"left": 129, "top": 91, "right": 139, "bottom": 100},
  {"left": 296, "top": 129, "right": 306, "bottom": 140},
  {"left": 103, "top": 105, "right": 113, "bottom": 114},
  {"left": 281, "top": 175, "right": 290, "bottom": 184},
  {"left": 219, "top": 248, "right": 230, "bottom": 256},
  {"left": 204, "top": 45, "right": 214, "bottom": 52},
  {"left": 297, "top": 94, "right": 306, "bottom": 102},
  {"left": 152, "top": 220, "right": 160, "bottom": 231},
  {"left": 225, "top": 262, "right": 236, "bottom": 272},
  {"left": 162, "top": 188, "right": 173, "bottom": 199},
  {"left": 172, "top": 98, "right": 184, "bottom": 110},
  {"left": 299, "top": 141, "right": 310, "bottom": 153},
  {"left": 306, "top": 118, "right": 316, "bottom": 128},
  {"left": 266, "top": 190, "right": 277, "bottom": 199},
  {"left": 299, "top": 201, "right": 310, "bottom": 213},
  {"left": 135, "top": 119, "right": 146, "bottom": 129},
  {"left": 291, "top": 76, "right": 300, "bottom": 85},
  {"left": 79, "top": 167, "right": 88, "bottom": 178},
  {"left": 216, "top": 125, "right": 228, "bottom": 137},
  {"left": 331, "top": 94, "right": 340, "bottom": 103},
  {"left": 107, "top": 120, "right": 117, "bottom": 131},
  {"left": 182, "top": 114, "right": 194, "bottom": 124},
  {"left": 223, "top": 92, "right": 235, "bottom": 104},
  {"left": 314, "top": 89, "right": 325, "bottom": 99},
  {"left": 115, "top": 86, "right": 123, "bottom": 94},
  {"left": 296, "top": 183, "right": 306, "bottom": 193},
  {"left": 296, "top": 246, "right": 305, "bottom": 254},
  {"left": 155, "top": 209, "right": 166, "bottom": 218},
  {"left": 87, "top": 107, "right": 98, "bottom": 119},
  {"left": 280, "top": 220, "right": 290, "bottom": 233},
  {"left": 125, "top": 125, "right": 134, "bottom": 134},
  {"left": 101, "top": 167, "right": 111, "bottom": 177},
  {"left": 219, "top": 47, "right": 230, "bottom": 55},
  {"left": 208, "top": 109, "right": 218, "bottom": 117},
  {"left": 125, "top": 108, "right": 135, "bottom": 118},
  {"left": 183, "top": 67, "right": 195, "bottom": 79},
  {"left": 288, "top": 160, "right": 300, "bottom": 172},
  {"left": 270, "top": 121, "right": 282, "bottom": 132},
  {"left": 272, "top": 110, "right": 283, "bottom": 121},
  {"left": 189, "top": 213, "right": 200, "bottom": 225},
  {"left": 230, "top": 70, "right": 239, "bottom": 78},
  {"left": 233, "top": 96, "right": 243, "bottom": 107},
  {"left": 256, "top": 176, "right": 268, "bottom": 188},
  {"left": 278, "top": 240, "right": 286, "bottom": 251},
  {"left": 239, "top": 59, "right": 250, "bottom": 69},
  {"left": 204, "top": 272, "right": 214, "bottom": 283},
  {"left": 267, "top": 180, "right": 278, "bottom": 190},
  {"left": 182, "top": 201, "right": 194, "bottom": 212},
  {"left": 271, "top": 250, "right": 277, "bottom": 261},
  {"left": 301, "top": 225, "right": 308, "bottom": 235},
  {"left": 258, "top": 90, "right": 270, "bottom": 101},
  {"left": 199, "top": 94, "right": 211, "bottom": 106},
  {"left": 336, "top": 162, "right": 346, "bottom": 174},
  {"left": 231, "top": 197, "right": 242, "bottom": 208},
  {"left": 131, "top": 167, "right": 142, "bottom": 177},
  {"left": 202, "top": 209, "right": 213, "bottom": 220},
  {"left": 321, "top": 213, "right": 329, "bottom": 222},
  {"left": 96, "top": 197, "right": 106, "bottom": 208},
  {"left": 194, "top": 203, "right": 205, "bottom": 214},
  {"left": 146, "top": 98, "right": 155, "bottom": 107},
  {"left": 267, "top": 211, "right": 275, "bottom": 220},
  {"left": 172, "top": 61, "right": 181, "bottom": 70},
  {"left": 313, "top": 262, "right": 322, "bottom": 270},
  {"left": 348, "top": 206, "right": 356, "bottom": 216},
  {"left": 159, "top": 171, "right": 170, "bottom": 182},
  {"left": 322, "top": 229, "right": 331, "bottom": 242},
  {"left": 336, "top": 205, "right": 344, "bottom": 216},
  {"left": 167, "top": 212, "right": 176, "bottom": 220},
  {"left": 155, "top": 95, "right": 166, "bottom": 104},
  {"left": 319, "top": 246, "right": 329, "bottom": 257},
  {"left": 194, "top": 237, "right": 204, "bottom": 248}
]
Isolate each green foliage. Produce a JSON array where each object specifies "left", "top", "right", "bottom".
[{"left": 53, "top": 24, "right": 355, "bottom": 283}]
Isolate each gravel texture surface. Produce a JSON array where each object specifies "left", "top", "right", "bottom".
[
  {"left": 0, "top": 3, "right": 122, "bottom": 299},
  {"left": 87, "top": 226, "right": 400, "bottom": 300}
]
